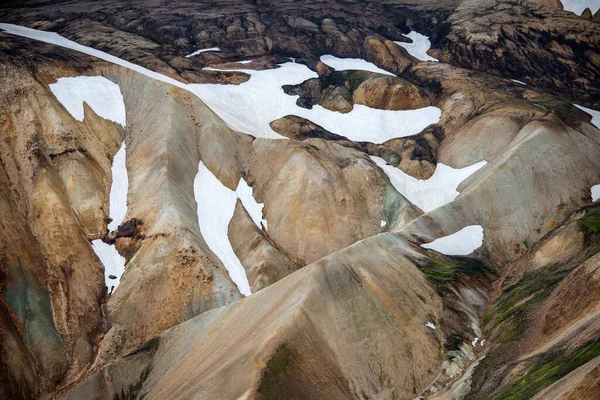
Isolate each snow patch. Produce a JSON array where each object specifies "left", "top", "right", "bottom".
[
  {"left": 575, "top": 104, "right": 600, "bottom": 129},
  {"left": 471, "top": 337, "right": 479, "bottom": 347},
  {"left": 235, "top": 178, "right": 265, "bottom": 229},
  {"left": 381, "top": 220, "right": 387, "bottom": 228},
  {"left": 511, "top": 79, "right": 527, "bottom": 85},
  {"left": 319, "top": 54, "right": 394, "bottom": 75},
  {"left": 185, "top": 47, "right": 221, "bottom": 58},
  {"left": 480, "top": 339, "right": 486, "bottom": 347},
  {"left": 49, "top": 76, "right": 126, "bottom": 126},
  {"left": 592, "top": 185, "right": 600, "bottom": 202},
  {"left": 194, "top": 161, "right": 258, "bottom": 296},
  {"left": 92, "top": 240, "right": 126, "bottom": 294},
  {"left": 93, "top": 140, "right": 128, "bottom": 293},
  {"left": 238, "top": 60, "right": 253, "bottom": 64},
  {"left": 395, "top": 31, "right": 438, "bottom": 62},
  {"left": 421, "top": 225, "right": 484, "bottom": 256},
  {"left": 426, "top": 322, "right": 436, "bottom": 330},
  {"left": 192, "top": 63, "right": 440, "bottom": 142},
  {"left": 371, "top": 156, "right": 487, "bottom": 212},
  {"left": 0, "top": 24, "right": 440, "bottom": 144},
  {"left": 107, "top": 142, "right": 129, "bottom": 231},
  {"left": 561, "top": 0, "right": 600, "bottom": 15}
]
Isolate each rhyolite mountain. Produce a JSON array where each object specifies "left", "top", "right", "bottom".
[{"left": 0, "top": 0, "right": 599, "bottom": 399}]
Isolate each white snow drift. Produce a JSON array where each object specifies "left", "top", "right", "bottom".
[
  {"left": 592, "top": 185, "right": 600, "bottom": 202},
  {"left": 185, "top": 47, "right": 221, "bottom": 58},
  {"left": 46, "top": 75, "right": 131, "bottom": 293},
  {"left": 575, "top": 104, "right": 600, "bottom": 130},
  {"left": 395, "top": 31, "right": 438, "bottom": 62},
  {"left": 319, "top": 54, "right": 394, "bottom": 75},
  {"left": 107, "top": 142, "right": 129, "bottom": 231},
  {"left": 561, "top": 0, "right": 599, "bottom": 16},
  {"left": 91, "top": 141, "right": 128, "bottom": 293},
  {"left": 91, "top": 240, "right": 126, "bottom": 294},
  {"left": 235, "top": 177, "right": 266, "bottom": 229},
  {"left": 192, "top": 63, "right": 441, "bottom": 142},
  {"left": 194, "top": 161, "right": 266, "bottom": 296},
  {"left": 49, "top": 76, "right": 126, "bottom": 126},
  {"left": 1, "top": 23, "right": 441, "bottom": 144},
  {"left": 371, "top": 156, "right": 487, "bottom": 212},
  {"left": 421, "top": 225, "right": 484, "bottom": 256}
]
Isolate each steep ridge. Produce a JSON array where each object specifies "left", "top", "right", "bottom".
[
  {"left": 0, "top": 24, "right": 426, "bottom": 398},
  {"left": 62, "top": 233, "right": 459, "bottom": 400}
]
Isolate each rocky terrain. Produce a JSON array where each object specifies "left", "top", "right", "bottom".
[{"left": 0, "top": 0, "right": 599, "bottom": 399}]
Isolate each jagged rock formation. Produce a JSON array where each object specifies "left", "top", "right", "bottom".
[{"left": 1, "top": 0, "right": 600, "bottom": 399}]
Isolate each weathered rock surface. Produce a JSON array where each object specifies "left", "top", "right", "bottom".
[
  {"left": 1, "top": 0, "right": 600, "bottom": 398},
  {"left": 284, "top": 69, "right": 431, "bottom": 113},
  {"left": 435, "top": 0, "right": 600, "bottom": 109},
  {"left": 353, "top": 75, "right": 431, "bottom": 110},
  {"left": 465, "top": 204, "right": 600, "bottom": 399},
  {"left": 229, "top": 200, "right": 301, "bottom": 292},
  {"left": 63, "top": 233, "right": 449, "bottom": 400}
]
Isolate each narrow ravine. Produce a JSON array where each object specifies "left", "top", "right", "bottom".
[{"left": 92, "top": 141, "right": 128, "bottom": 294}]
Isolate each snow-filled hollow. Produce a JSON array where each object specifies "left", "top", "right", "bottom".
[
  {"left": 319, "top": 54, "right": 394, "bottom": 75},
  {"left": 185, "top": 47, "right": 221, "bottom": 58},
  {"left": 93, "top": 141, "right": 128, "bottom": 293},
  {"left": 194, "top": 161, "right": 264, "bottom": 296},
  {"left": 92, "top": 239, "right": 126, "bottom": 294},
  {"left": 395, "top": 31, "right": 438, "bottom": 62},
  {"left": 49, "top": 76, "right": 126, "bottom": 127},
  {"left": 108, "top": 142, "right": 129, "bottom": 231},
  {"left": 0, "top": 24, "right": 441, "bottom": 144},
  {"left": 371, "top": 156, "right": 487, "bottom": 213},
  {"left": 421, "top": 225, "right": 484, "bottom": 256},
  {"left": 561, "top": 0, "right": 600, "bottom": 15},
  {"left": 192, "top": 63, "right": 441, "bottom": 142}
]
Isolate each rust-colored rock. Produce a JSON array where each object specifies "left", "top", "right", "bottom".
[{"left": 353, "top": 75, "right": 431, "bottom": 111}]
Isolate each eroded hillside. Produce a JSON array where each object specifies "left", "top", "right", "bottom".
[{"left": 0, "top": 0, "right": 599, "bottom": 399}]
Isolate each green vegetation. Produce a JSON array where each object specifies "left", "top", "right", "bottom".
[
  {"left": 487, "top": 268, "right": 569, "bottom": 333},
  {"left": 258, "top": 343, "right": 298, "bottom": 400},
  {"left": 579, "top": 204, "right": 600, "bottom": 241},
  {"left": 417, "top": 294, "right": 427, "bottom": 304},
  {"left": 489, "top": 340, "right": 600, "bottom": 400},
  {"left": 409, "top": 254, "right": 488, "bottom": 296},
  {"left": 526, "top": 101, "right": 552, "bottom": 116}
]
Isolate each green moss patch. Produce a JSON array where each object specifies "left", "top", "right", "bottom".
[
  {"left": 258, "top": 343, "right": 298, "bottom": 400},
  {"left": 579, "top": 204, "right": 600, "bottom": 241},
  {"left": 488, "top": 340, "right": 600, "bottom": 400},
  {"left": 487, "top": 268, "right": 569, "bottom": 332},
  {"left": 409, "top": 254, "right": 489, "bottom": 296}
]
